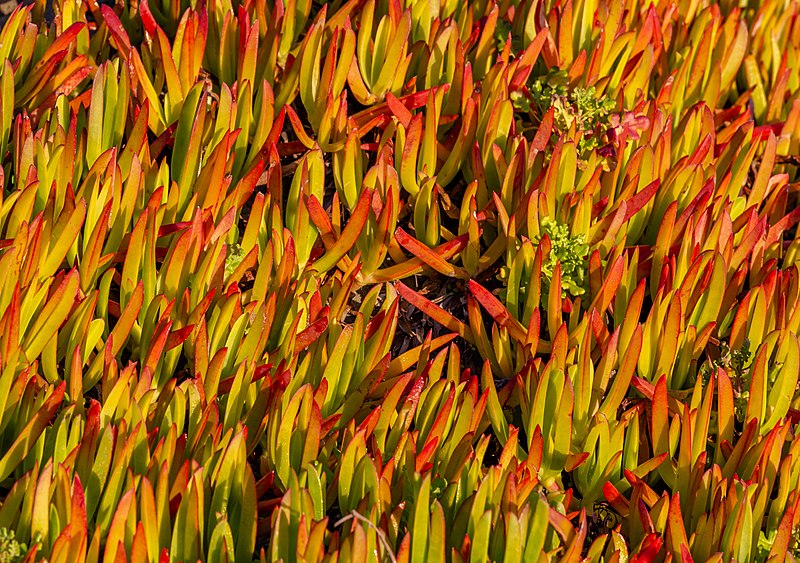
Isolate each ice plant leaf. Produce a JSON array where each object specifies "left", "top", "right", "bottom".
[
  {"left": 0, "top": 383, "right": 65, "bottom": 481},
  {"left": 310, "top": 188, "right": 372, "bottom": 274}
]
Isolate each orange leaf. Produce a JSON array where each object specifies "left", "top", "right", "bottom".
[
  {"left": 395, "top": 228, "right": 469, "bottom": 279},
  {"left": 311, "top": 188, "right": 372, "bottom": 273},
  {"left": 468, "top": 280, "right": 527, "bottom": 342},
  {"left": 396, "top": 282, "right": 473, "bottom": 344}
]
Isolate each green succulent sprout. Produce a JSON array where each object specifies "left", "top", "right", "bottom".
[
  {"left": 731, "top": 338, "right": 752, "bottom": 376},
  {"left": 0, "top": 529, "right": 26, "bottom": 563},
  {"left": 538, "top": 217, "right": 590, "bottom": 301},
  {"left": 514, "top": 74, "right": 615, "bottom": 156},
  {"left": 225, "top": 243, "right": 247, "bottom": 278},
  {"left": 525, "top": 70, "right": 569, "bottom": 113},
  {"left": 698, "top": 338, "right": 751, "bottom": 386}
]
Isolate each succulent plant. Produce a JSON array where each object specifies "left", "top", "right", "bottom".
[{"left": 1, "top": 0, "right": 800, "bottom": 560}]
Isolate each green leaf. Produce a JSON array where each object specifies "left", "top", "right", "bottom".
[
  {"left": 0, "top": 383, "right": 65, "bottom": 482},
  {"left": 410, "top": 473, "right": 431, "bottom": 563}
]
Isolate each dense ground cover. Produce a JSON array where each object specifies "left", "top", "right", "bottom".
[{"left": 0, "top": 0, "right": 800, "bottom": 560}]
